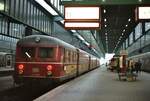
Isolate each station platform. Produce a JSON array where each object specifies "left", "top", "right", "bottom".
[
  {"left": 34, "top": 66, "right": 150, "bottom": 101},
  {"left": 0, "top": 67, "right": 14, "bottom": 76}
]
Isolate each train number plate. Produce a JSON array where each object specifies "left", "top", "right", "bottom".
[{"left": 32, "top": 68, "right": 39, "bottom": 73}]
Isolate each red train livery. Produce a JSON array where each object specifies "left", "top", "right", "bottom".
[{"left": 13, "top": 35, "right": 100, "bottom": 84}]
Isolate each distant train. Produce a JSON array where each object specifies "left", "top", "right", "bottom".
[
  {"left": 0, "top": 52, "right": 14, "bottom": 68},
  {"left": 127, "top": 52, "right": 150, "bottom": 72},
  {"left": 13, "top": 35, "right": 100, "bottom": 84}
]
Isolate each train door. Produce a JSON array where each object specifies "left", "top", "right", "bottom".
[{"left": 5, "top": 54, "right": 12, "bottom": 68}]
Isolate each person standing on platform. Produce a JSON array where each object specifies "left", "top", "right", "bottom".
[{"left": 135, "top": 60, "right": 142, "bottom": 74}]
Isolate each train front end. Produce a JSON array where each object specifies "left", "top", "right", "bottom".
[{"left": 14, "top": 35, "right": 64, "bottom": 84}]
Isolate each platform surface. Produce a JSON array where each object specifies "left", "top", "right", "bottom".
[{"left": 34, "top": 66, "right": 150, "bottom": 101}]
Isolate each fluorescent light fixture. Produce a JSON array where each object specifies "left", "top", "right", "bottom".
[
  {"left": 139, "top": 0, "right": 142, "bottom": 2},
  {"left": 71, "top": 30, "right": 76, "bottom": 33},
  {"left": 74, "top": 34, "right": 85, "bottom": 41},
  {"left": 0, "top": 3, "right": 4, "bottom": 11},
  {"left": 65, "top": 7, "right": 99, "bottom": 19},
  {"left": 85, "top": 41, "right": 90, "bottom": 46},
  {"left": 138, "top": 7, "right": 150, "bottom": 19},
  {"left": 128, "top": 18, "right": 131, "bottom": 22},
  {"left": 65, "top": 22, "right": 99, "bottom": 28},
  {"left": 35, "top": 0, "right": 58, "bottom": 15},
  {"left": 60, "top": 20, "right": 64, "bottom": 24}
]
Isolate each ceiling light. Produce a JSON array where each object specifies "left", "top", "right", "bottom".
[
  {"left": 104, "top": 18, "right": 107, "bottom": 22},
  {"left": 122, "top": 33, "right": 124, "bottom": 35},
  {"left": 0, "top": 3, "right": 4, "bottom": 11},
  {"left": 105, "top": 25, "right": 107, "bottom": 27},
  {"left": 139, "top": 0, "right": 142, "bottom": 2},
  {"left": 102, "top": 0, "right": 106, "bottom": 2},
  {"left": 60, "top": 20, "right": 64, "bottom": 24},
  {"left": 71, "top": 30, "right": 76, "bottom": 33},
  {"left": 128, "top": 18, "right": 131, "bottom": 22},
  {"left": 105, "top": 33, "right": 107, "bottom": 35},
  {"left": 125, "top": 24, "right": 128, "bottom": 27},
  {"left": 103, "top": 9, "right": 106, "bottom": 13},
  {"left": 35, "top": 0, "right": 58, "bottom": 15},
  {"left": 123, "top": 29, "right": 125, "bottom": 32}
]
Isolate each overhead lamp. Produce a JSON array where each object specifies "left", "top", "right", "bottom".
[
  {"left": 104, "top": 25, "right": 107, "bottom": 27},
  {"left": 35, "top": 0, "right": 58, "bottom": 16},
  {"left": 104, "top": 18, "right": 107, "bottom": 22},
  {"left": 139, "top": 0, "right": 142, "bottom": 2},
  {"left": 71, "top": 30, "right": 76, "bottom": 33},
  {"left": 77, "top": 35, "right": 85, "bottom": 41},
  {"left": 85, "top": 41, "right": 90, "bottom": 46},
  {"left": 128, "top": 18, "right": 131, "bottom": 22},
  {"left": 105, "top": 33, "right": 107, "bottom": 35},
  {"left": 123, "top": 29, "right": 125, "bottom": 32},
  {"left": 125, "top": 24, "right": 128, "bottom": 27},
  {"left": 60, "top": 20, "right": 64, "bottom": 24},
  {"left": 0, "top": 3, "right": 4, "bottom": 11},
  {"left": 103, "top": 9, "right": 106, "bottom": 13},
  {"left": 122, "top": 33, "right": 124, "bottom": 35}
]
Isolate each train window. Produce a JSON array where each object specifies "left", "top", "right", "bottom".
[
  {"left": 21, "top": 47, "right": 35, "bottom": 58},
  {"left": 39, "top": 47, "right": 54, "bottom": 58}
]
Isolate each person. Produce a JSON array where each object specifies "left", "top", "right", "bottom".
[{"left": 135, "top": 60, "right": 142, "bottom": 74}]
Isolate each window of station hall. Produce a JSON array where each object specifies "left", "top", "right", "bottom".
[
  {"left": 145, "top": 22, "right": 150, "bottom": 32},
  {"left": 135, "top": 23, "right": 142, "bottom": 40},
  {"left": 129, "top": 32, "right": 133, "bottom": 45}
]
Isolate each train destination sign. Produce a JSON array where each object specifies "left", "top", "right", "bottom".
[
  {"left": 61, "top": 0, "right": 150, "bottom": 5},
  {"left": 64, "top": 6, "right": 101, "bottom": 29}
]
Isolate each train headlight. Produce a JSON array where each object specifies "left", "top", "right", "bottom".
[
  {"left": 18, "top": 64, "right": 24, "bottom": 74},
  {"left": 19, "top": 70, "right": 23, "bottom": 74},
  {"left": 18, "top": 64, "right": 24, "bottom": 70},
  {"left": 47, "top": 65, "right": 52, "bottom": 71}
]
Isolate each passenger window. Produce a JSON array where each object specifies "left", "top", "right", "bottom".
[
  {"left": 39, "top": 47, "right": 54, "bottom": 58},
  {"left": 21, "top": 47, "right": 35, "bottom": 59}
]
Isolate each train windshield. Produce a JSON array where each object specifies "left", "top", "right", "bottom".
[
  {"left": 38, "top": 47, "right": 54, "bottom": 58},
  {"left": 21, "top": 47, "right": 35, "bottom": 59}
]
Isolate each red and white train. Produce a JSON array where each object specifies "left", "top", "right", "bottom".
[{"left": 13, "top": 35, "right": 100, "bottom": 84}]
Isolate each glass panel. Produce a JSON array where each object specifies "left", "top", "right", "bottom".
[
  {"left": 39, "top": 47, "right": 54, "bottom": 58},
  {"left": 19, "top": 0, "right": 23, "bottom": 20},
  {"left": 10, "top": 0, "right": 15, "bottom": 16},
  {"left": 5, "top": 0, "right": 10, "bottom": 14},
  {"left": 30, "top": 4, "right": 34, "bottom": 26},
  {"left": 145, "top": 30, "right": 150, "bottom": 46},
  {"left": 145, "top": 22, "right": 150, "bottom": 32},
  {"left": 15, "top": 0, "right": 19, "bottom": 18},
  {"left": 129, "top": 32, "right": 133, "bottom": 45},
  {"left": 0, "top": 0, "right": 5, "bottom": 12},
  {"left": 135, "top": 23, "right": 142, "bottom": 40},
  {"left": 126, "top": 39, "right": 128, "bottom": 48},
  {"left": 20, "top": 47, "right": 35, "bottom": 58},
  {"left": 27, "top": 1, "right": 31, "bottom": 24},
  {"left": 23, "top": 0, "right": 27, "bottom": 22}
]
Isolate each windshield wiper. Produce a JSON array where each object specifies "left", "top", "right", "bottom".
[{"left": 25, "top": 52, "right": 31, "bottom": 58}]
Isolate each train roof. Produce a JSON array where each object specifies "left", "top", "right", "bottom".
[
  {"left": 17, "top": 35, "right": 76, "bottom": 50},
  {"left": 17, "top": 35, "right": 100, "bottom": 59}
]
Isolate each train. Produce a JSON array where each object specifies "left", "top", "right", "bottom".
[
  {"left": 0, "top": 52, "right": 14, "bottom": 68},
  {"left": 13, "top": 35, "right": 100, "bottom": 85},
  {"left": 127, "top": 52, "right": 150, "bottom": 72}
]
